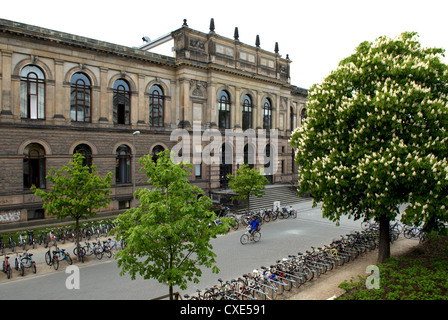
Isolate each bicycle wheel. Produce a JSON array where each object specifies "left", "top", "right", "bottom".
[
  {"left": 403, "top": 228, "right": 413, "bottom": 239},
  {"left": 272, "top": 280, "right": 284, "bottom": 296},
  {"left": 94, "top": 248, "right": 103, "bottom": 260},
  {"left": 32, "top": 262, "right": 36, "bottom": 273},
  {"left": 419, "top": 232, "right": 426, "bottom": 243},
  {"left": 263, "top": 213, "right": 270, "bottom": 223},
  {"left": 104, "top": 249, "right": 112, "bottom": 259},
  {"left": 66, "top": 254, "right": 73, "bottom": 265},
  {"left": 291, "top": 272, "right": 303, "bottom": 288},
  {"left": 84, "top": 246, "right": 93, "bottom": 256},
  {"left": 6, "top": 265, "right": 11, "bottom": 279},
  {"left": 19, "top": 263, "right": 24, "bottom": 276},
  {"left": 361, "top": 221, "right": 371, "bottom": 230},
  {"left": 279, "top": 275, "right": 292, "bottom": 292},
  {"left": 52, "top": 257, "right": 59, "bottom": 270},
  {"left": 240, "top": 234, "right": 249, "bottom": 245},
  {"left": 45, "top": 251, "right": 52, "bottom": 266},
  {"left": 302, "top": 266, "right": 314, "bottom": 281},
  {"left": 229, "top": 216, "right": 239, "bottom": 231},
  {"left": 253, "top": 232, "right": 261, "bottom": 242}
]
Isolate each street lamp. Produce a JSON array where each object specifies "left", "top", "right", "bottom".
[{"left": 132, "top": 131, "right": 140, "bottom": 207}]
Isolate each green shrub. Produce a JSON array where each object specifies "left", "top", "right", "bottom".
[{"left": 337, "top": 236, "right": 448, "bottom": 300}]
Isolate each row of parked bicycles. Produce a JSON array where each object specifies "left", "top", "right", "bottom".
[
  {"left": 213, "top": 206, "right": 297, "bottom": 231},
  {"left": 183, "top": 219, "right": 412, "bottom": 300},
  {"left": 361, "top": 219, "right": 430, "bottom": 243},
  {"left": 1, "top": 236, "right": 124, "bottom": 280},
  {"left": 0, "top": 219, "right": 117, "bottom": 255},
  {"left": 1, "top": 219, "right": 119, "bottom": 280},
  {"left": 1, "top": 250, "right": 37, "bottom": 279}
]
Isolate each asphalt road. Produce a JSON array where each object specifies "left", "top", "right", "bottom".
[{"left": 0, "top": 200, "right": 362, "bottom": 300}]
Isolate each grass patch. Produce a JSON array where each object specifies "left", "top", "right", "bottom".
[{"left": 337, "top": 235, "right": 448, "bottom": 300}]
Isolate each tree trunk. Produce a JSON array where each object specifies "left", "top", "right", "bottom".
[
  {"left": 169, "top": 285, "right": 174, "bottom": 300},
  {"left": 75, "top": 218, "right": 81, "bottom": 262},
  {"left": 378, "top": 215, "right": 390, "bottom": 263}
]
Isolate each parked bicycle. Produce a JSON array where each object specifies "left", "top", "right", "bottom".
[
  {"left": 27, "top": 230, "right": 37, "bottom": 249},
  {"left": 2, "top": 254, "right": 12, "bottom": 279},
  {"left": 403, "top": 225, "right": 426, "bottom": 243},
  {"left": 73, "top": 243, "right": 87, "bottom": 263},
  {"left": 7, "top": 234, "right": 16, "bottom": 252},
  {"left": 14, "top": 252, "right": 24, "bottom": 276},
  {"left": 0, "top": 236, "right": 5, "bottom": 256},
  {"left": 94, "top": 240, "right": 112, "bottom": 260},
  {"left": 52, "top": 247, "right": 73, "bottom": 270},
  {"left": 16, "top": 250, "right": 36, "bottom": 276},
  {"left": 17, "top": 233, "right": 27, "bottom": 250}
]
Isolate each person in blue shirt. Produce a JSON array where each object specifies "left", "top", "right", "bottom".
[{"left": 249, "top": 216, "right": 260, "bottom": 240}]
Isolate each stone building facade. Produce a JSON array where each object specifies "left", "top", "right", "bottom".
[{"left": 0, "top": 18, "right": 307, "bottom": 225}]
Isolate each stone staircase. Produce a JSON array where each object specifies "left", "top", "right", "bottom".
[{"left": 235, "top": 184, "right": 309, "bottom": 214}]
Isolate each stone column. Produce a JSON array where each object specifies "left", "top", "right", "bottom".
[
  {"left": 53, "top": 59, "right": 65, "bottom": 122},
  {"left": 207, "top": 82, "right": 217, "bottom": 128},
  {"left": 1, "top": 50, "right": 13, "bottom": 117},
  {"left": 99, "top": 67, "right": 109, "bottom": 123},
  {"left": 137, "top": 74, "right": 146, "bottom": 126}
]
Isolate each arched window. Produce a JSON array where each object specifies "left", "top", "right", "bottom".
[
  {"left": 242, "top": 95, "right": 253, "bottom": 130},
  {"left": 263, "top": 98, "right": 272, "bottom": 130},
  {"left": 74, "top": 144, "right": 93, "bottom": 168},
  {"left": 219, "top": 91, "right": 231, "bottom": 129},
  {"left": 70, "top": 72, "right": 91, "bottom": 122},
  {"left": 151, "top": 145, "right": 165, "bottom": 162},
  {"left": 149, "top": 85, "right": 164, "bottom": 127},
  {"left": 264, "top": 144, "right": 273, "bottom": 184},
  {"left": 20, "top": 65, "right": 45, "bottom": 119},
  {"left": 244, "top": 144, "right": 255, "bottom": 169},
  {"left": 290, "top": 106, "right": 295, "bottom": 131},
  {"left": 23, "top": 143, "right": 46, "bottom": 189},
  {"left": 113, "top": 79, "right": 131, "bottom": 125},
  {"left": 116, "top": 145, "right": 131, "bottom": 184},
  {"left": 220, "top": 143, "right": 233, "bottom": 188},
  {"left": 301, "top": 108, "right": 307, "bottom": 123}
]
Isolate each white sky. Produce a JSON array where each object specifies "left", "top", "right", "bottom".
[{"left": 2, "top": 0, "right": 447, "bottom": 89}]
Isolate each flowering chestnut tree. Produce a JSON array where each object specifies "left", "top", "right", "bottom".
[{"left": 290, "top": 32, "right": 448, "bottom": 262}]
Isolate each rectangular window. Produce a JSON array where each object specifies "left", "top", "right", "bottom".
[
  {"left": 195, "top": 164, "right": 202, "bottom": 178},
  {"left": 119, "top": 200, "right": 131, "bottom": 210}
]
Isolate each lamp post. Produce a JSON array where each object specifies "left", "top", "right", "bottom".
[{"left": 132, "top": 131, "right": 140, "bottom": 207}]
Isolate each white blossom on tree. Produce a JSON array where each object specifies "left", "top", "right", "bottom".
[{"left": 290, "top": 32, "right": 448, "bottom": 262}]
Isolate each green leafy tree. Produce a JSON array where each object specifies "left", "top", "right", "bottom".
[
  {"left": 113, "top": 150, "right": 229, "bottom": 300},
  {"left": 32, "top": 153, "right": 112, "bottom": 260},
  {"left": 290, "top": 32, "right": 448, "bottom": 262},
  {"left": 227, "top": 164, "right": 269, "bottom": 211}
]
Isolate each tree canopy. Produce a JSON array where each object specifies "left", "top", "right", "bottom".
[
  {"left": 113, "top": 150, "right": 229, "bottom": 300},
  {"left": 290, "top": 32, "right": 448, "bottom": 262},
  {"left": 32, "top": 153, "right": 112, "bottom": 258},
  {"left": 227, "top": 164, "right": 269, "bottom": 211}
]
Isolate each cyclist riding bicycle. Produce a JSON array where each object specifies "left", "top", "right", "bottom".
[{"left": 249, "top": 216, "right": 260, "bottom": 240}]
